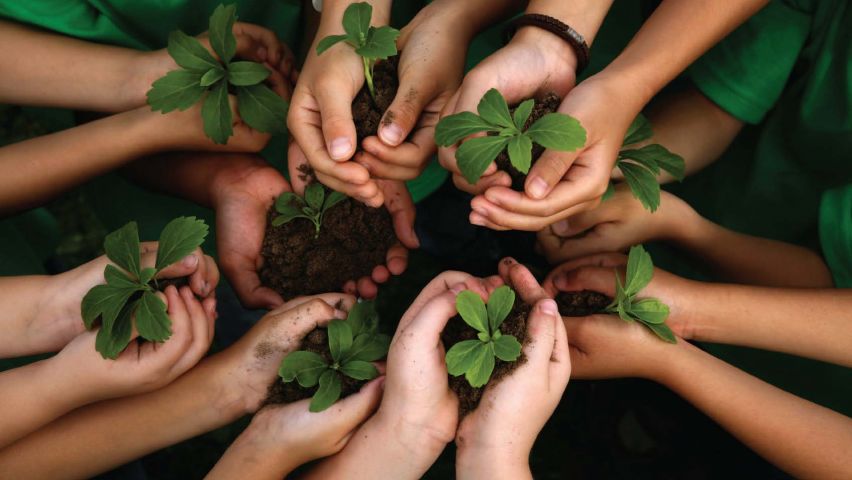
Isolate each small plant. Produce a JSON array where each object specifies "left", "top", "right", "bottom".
[
  {"left": 435, "top": 88, "right": 586, "bottom": 185},
  {"left": 316, "top": 2, "right": 400, "bottom": 101},
  {"left": 278, "top": 302, "right": 390, "bottom": 412},
  {"left": 147, "top": 4, "right": 288, "bottom": 144},
  {"left": 81, "top": 217, "right": 209, "bottom": 359},
  {"left": 604, "top": 114, "right": 685, "bottom": 212},
  {"left": 271, "top": 184, "right": 347, "bottom": 237},
  {"left": 604, "top": 245, "right": 676, "bottom": 343},
  {"left": 445, "top": 286, "right": 523, "bottom": 387}
]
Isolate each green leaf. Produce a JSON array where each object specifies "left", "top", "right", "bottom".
[
  {"left": 465, "top": 342, "right": 496, "bottom": 388},
  {"left": 456, "top": 135, "right": 510, "bottom": 185},
  {"left": 526, "top": 113, "right": 586, "bottom": 151},
  {"left": 138, "top": 267, "right": 157, "bottom": 286},
  {"left": 147, "top": 70, "right": 206, "bottom": 113},
  {"left": 305, "top": 184, "right": 325, "bottom": 211},
  {"left": 456, "top": 290, "right": 488, "bottom": 333},
  {"left": 346, "top": 301, "right": 378, "bottom": 337},
  {"left": 81, "top": 280, "right": 140, "bottom": 330},
  {"left": 209, "top": 3, "right": 237, "bottom": 64},
  {"left": 323, "top": 190, "right": 347, "bottom": 212},
  {"left": 310, "top": 370, "right": 342, "bottom": 412},
  {"left": 236, "top": 84, "right": 288, "bottom": 135},
  {"left": 95, "top": 298, "right": 137, "bottom": 360},
  {"left": 486, "top": 285, "right": 515, "bottom": 333},
  {"left": 155, "top": 216, "right": 209, "bottom": 272},
  {"left": 342, "top": 2, "right": 372, "bottom": 42},
  {"left": 493, "top": 334, "right": 522, "bottom": 362},
  {"left": 477, "top": 89, "right": 514, "bottom": 129},
  {"left": 202, "top": 80, "right": 233, "bottom": 144},
  {"left": 345, "top": 333, "right": 390, "bottom": 363},
  {"left": 279, "top": 350, "right": 329, "bottom": 387},
  {"left": 328, "top": 319, "right": 353, "bottom": 362},
  {"left": 339, "top": 360, "right": 379, "bottom": 380},
  {"left": 104, "top": 221, "right": 141, "bottom": 278},
  {"left": 601, "top": 182, "right": 615, "bottom": 201},
  {"left": 272, "top": 211, "right": 307, "bottom": 227},
  {"left": 646, "top": 322, "right": 677, "bottom": 344},
  {"left": 619, "top": 160, "right": 661, "bottom": 212},
  {"left": 356, "top": 26, "right": 400, "bottom": 60},
  {"left": 506, "top": 134, "right": 533, "bottom": 174},
  {"left": 619, "top": 148, "right": 660, "bottom": 175},
  {"left": 227, "top": 61, "right": 270, "bottom": 86},
  {"left": 512, "top": 99, "right": 535, "bottom": 130},
  {"left": 167, "top": 30, "right": 220, "bottom": 72},
  {"left": 275, "top": 192, "right": 301, "bottom": 212},
  {"left": 622, "top": 113, "right": 653, "bottom": 147},
  {"left": 624, "top": 245, "right": 654, "bottom": 297},
  {"left": 622, "top": 144, "right": 685, "bottom": 182},
  {"left": 434, "top": 111, "right": 495, "bottom": 146},
  {"left": 630, "top": 298, "right": 669, "bottom": 325},
  {"left": 316, "top": 34, "right": 350, "bottom": 55},
  {"left": 200, "top": 66, "right": 226, "bottom": 87},
  {"left": 445, "top": 339, "right": 486, "bottom": 376},
  {"left": 135, "top": 291, "right": 171, "bottom": 342}
]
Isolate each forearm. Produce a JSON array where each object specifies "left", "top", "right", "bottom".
[
  {"left": 0, "top": 355, "right": 247, "bottom": 479},
  {"left": 430, "top": 0, "right": 526, "bottom": 41},
  {"left": 599, "top": 0, "right": 768, "bottom": 107},
  {"left": 682, "top": 284, "right": 852, "bottom": 366},
  {"left": 660, "top": 342, "right": 852, "bottom": 479},
  {"left": 0, "top": 20, "right": 150, "bottom": 112},
  {"left": 525, "top": 0, "right": 613, "bottom": 45},
  {"left": 0, "top": 276, "right": 52, "bottom": 357},
  {"left": 456, "top": 448, "right": 532, "bottom": 480},
  {"left": 0, "top": 109, "right": 175, "bottom": 215},
  {"left": 206, "top": 434, "right": 297, "bottom": 480}
]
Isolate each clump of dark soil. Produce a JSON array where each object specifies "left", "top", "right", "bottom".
[
  {"left": 352, "top": 56, "right": 399, "bottom": 143},
  {"left": 494, "top": 92, "right": 562, "bottom": 190},
  {"left": 556, "top": 291, "right": 612, "bottom": 317},
  {"left": 265, "top": 327, "right": 363, "bottom": 405},
  {"left": 442, "top": 301, "right": 531, "bottom": 417}
]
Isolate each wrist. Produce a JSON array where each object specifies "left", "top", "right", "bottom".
[
  {"left": 121, "top": 50, "right": 161, "bottom": 111},
  {"left": 369, "top": 411, "right": 451, "bottom": 470},
  {"left": 456, "top": 444, "right": 531, "bottom": 480},
  {"left": 512, "top": 26, "right": 578, "bottom": 77}
]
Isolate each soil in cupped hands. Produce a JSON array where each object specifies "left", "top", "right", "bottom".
[
  {"left": 494, "top": 92, "right": 562, "bottom": 190},
  {"left": 555, "top": 290, "right": 612, "bottom": 317}
]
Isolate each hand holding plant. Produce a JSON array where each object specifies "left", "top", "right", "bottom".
[{"left": 455, "top": 298, "right": 570, "bottom": 480}]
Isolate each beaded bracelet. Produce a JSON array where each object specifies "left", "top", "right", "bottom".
[{"left": 505, "top": 13, "right": 591, "bottom": 75}]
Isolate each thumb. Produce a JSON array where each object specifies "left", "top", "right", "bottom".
[
  {"left": 525, "top": 148, "right": 577, "bottom": 200},
  {"left": 315, "top": 85, "right": 357, "bottom": 161},
  {"left": 325, "top": 375, "right": 384, "bottom": 431},
  {"left": 378, "top": 79, "right": 430, "bottom": 147}
]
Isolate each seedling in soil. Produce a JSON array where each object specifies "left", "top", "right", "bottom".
[
  {"left": 147, "top": 4, "right": 289, "bottom": 144},
  {"left": 278, "top": 302, "right": 390, "bottom": 412},
  {"left": 271, "top": 184, "right": 347, "bottom": 237},
  {"left": 435, "top": 89, "right": 586, "bottom": 185},
  {"left": 81, "top": 217, "right": 209, "bottom": 359},
  {"left": 604, "top": 245, "right": 676, "bottom": 343},
  {"left": 445, "top": 286, "right": 523, "bottom": 388},
  {"left": 316, "top": 2, "right": 400, "bottom": 101},
  {"left": 604, "top": 113, "right": 685, "bottom": 212}
]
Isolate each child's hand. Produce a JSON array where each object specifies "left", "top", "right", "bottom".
[
  {"left": 55, "top": 285, "right": 215, "bottom": 402},
  {"left": 455, "top": 298, "right": 571, "bottom": 480},
  {"left": 207, "top": 378, "right": 383, "bottom": 480},
  {"left": 542, "top": 253, "right": 698, "bottom": 340},
  {"left": 536, "top": 185, "right": 697, "bottom": 263}
]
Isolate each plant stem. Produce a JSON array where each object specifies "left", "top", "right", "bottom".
[{"left": 363, "top": 57, "right": 377, "bottom": 101}]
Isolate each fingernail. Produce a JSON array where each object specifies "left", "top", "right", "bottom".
[
  {"left": 182, "top": 254, "right": 198, "bottom": 267},
  {"left": 380, "top": 123, "right": 403, "bottom": 146},
  {"left": 552, "top": 219, "right": 571, "bottom": 236},
  {"left": 528, "top": 176, "right": 549, "bottom": 199},
  {"left": 502, "top": 257, "right": 518, "bottom": 266},
  {"left": 330, "top": 138, "right": 352, "bottom": 160},
  {"left": 470, "top": 214, "right": 485, "bottom": 226},
  {"left": 450, "top": 283, "right": 466, "bottom": 295},
  {"left": 538, "top": 299, "right": 559, "bottom": 316}
]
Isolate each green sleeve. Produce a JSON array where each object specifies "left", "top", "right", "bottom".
[
  {"left": 688, "top": 1, "right": 811, "bottom": 124},
  {"left": 819, "top": 186, "right": 852, "bottom": 288}
]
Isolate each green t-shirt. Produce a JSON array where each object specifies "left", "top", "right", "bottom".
[
  {"left": 681, "top": 0, "right": 852, "bottom": 415},
  {"left": 677, "top": 0, "right": 852, "bottom": 246},
  {"left": 820, "top": 186, "right": 852, "bottom": 288}
]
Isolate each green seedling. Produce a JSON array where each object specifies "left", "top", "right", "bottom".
[
  {"left": 445, "top": 285, "right": 523, "bottom": 388},
  {"left": 316, "top": 2, "right": 400, "bottom": 101},
  {"left": 604, "top": 113, "right": 685, "bottom": 212},
  {"left": 434, "top": 89, "right": 587, "bottom": 185},
  {"left": 279, "top": 301, "right": 390, "bottom": 412},
  {"left": 272, "top": 184, "right": 347, "bottom": 237},
  {"left": 147, "top": 4, "right": 288, "bottom": 144},
  {"left": 604, "top": 245, "right": 677, "bottom": 343},
  {"left": 81, "top": 217, "right": 209, "bottom": 359}
]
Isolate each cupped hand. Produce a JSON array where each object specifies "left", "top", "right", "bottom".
[
  {"left": 456, "top": 297, "right": 571, "bottom": 479},
  {"left": 211, "top": 160, "right": 290, "bottom": 309},
  {"left": 542, "top": 253, "right": 697, "bottom": 339},
  {"left": 58, "top": 285, "right": 216, "bottom": 401},
  {"left": 439, "top": 27, "right": 578, "bottom": 196},
  {"left": 536, "top": 185, "right": 693, "bottom": 263}
]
